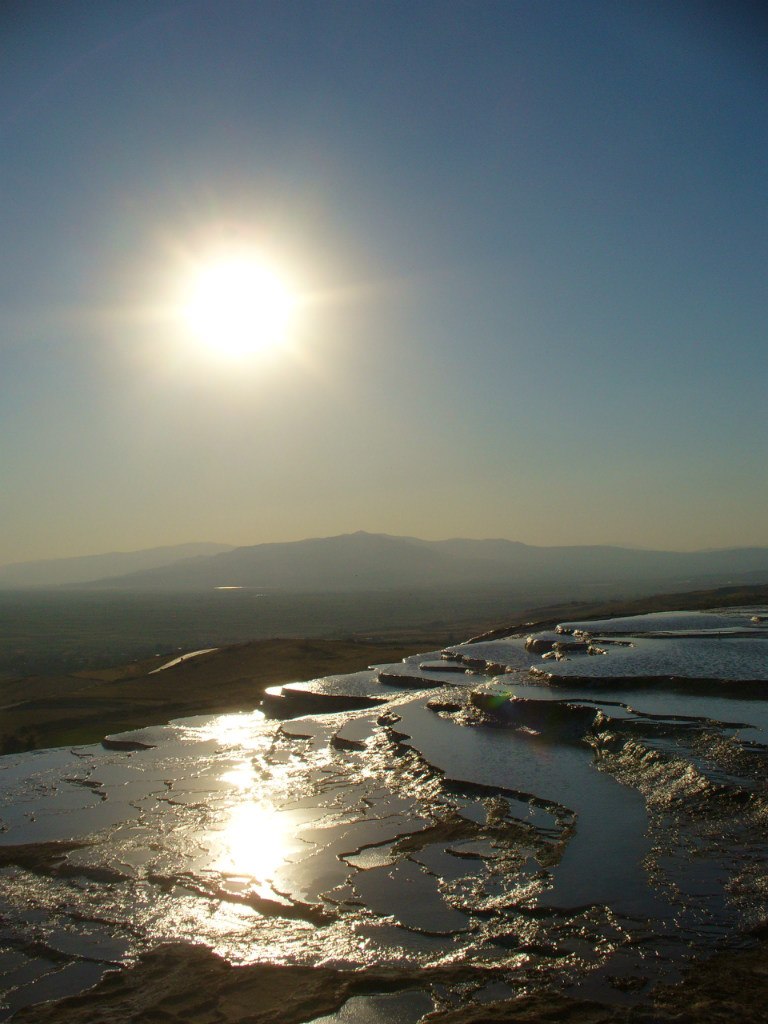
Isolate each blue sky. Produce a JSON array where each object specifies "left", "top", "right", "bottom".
[{"left": 1, "top": 0, "right": 766, "bottom": 562}]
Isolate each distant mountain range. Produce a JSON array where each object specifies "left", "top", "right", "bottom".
[
  {"left": 3, "top": 531, "right": 768, "bottom": 594},
  {"left": 0, "top": 543, "right": 233, "bottom": 587}
]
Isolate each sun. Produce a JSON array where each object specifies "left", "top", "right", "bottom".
[{"left": 181, "top": 255, "right": 298, "bottom": 359}]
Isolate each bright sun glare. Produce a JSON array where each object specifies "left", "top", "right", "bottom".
[{"left": 182, "top": 255, "right": 298, "bottom": 359}]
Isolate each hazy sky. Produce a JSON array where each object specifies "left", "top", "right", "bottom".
[{"left": 2, "top": 0, "right": 766, "bottom": 563}]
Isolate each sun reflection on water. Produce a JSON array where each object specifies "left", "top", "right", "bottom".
[
  {"left": 214, "top": 800, "right": 301, "bottom": 885},
  {"left": 182, "top": 710, "right": 271, "bottom": 752},
  {"left": 209, "top": 711, "right": 268, "bottom": 746}
]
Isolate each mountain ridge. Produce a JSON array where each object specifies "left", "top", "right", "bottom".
[
  {"left": 0, "top": 542, "right": 234, "bottom": 588},
  {"left": 11, "top": 531, "right": 766, "bottom": 593}
]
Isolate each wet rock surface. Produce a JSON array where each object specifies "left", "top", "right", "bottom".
[{"left": 2, "top": 607, "right": 768, "bottom": 1022}]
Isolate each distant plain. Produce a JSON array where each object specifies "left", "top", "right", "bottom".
[{"left": 0, "top": 585, "right": 568, "bottom": 680}]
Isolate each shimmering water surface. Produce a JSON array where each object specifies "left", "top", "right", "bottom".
[{"left": 1, "top": 608, "right": 768, "bottom": 1020}]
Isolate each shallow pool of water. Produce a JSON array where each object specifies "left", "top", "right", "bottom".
[{"left": 1, "top": 607, "right": 767, "bottom": 1021}]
